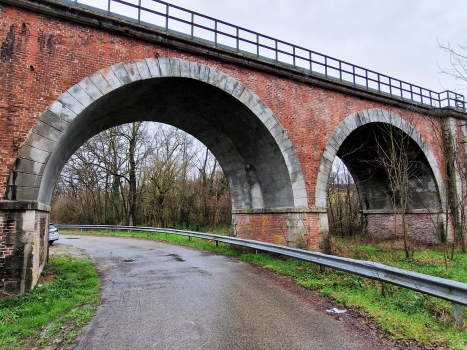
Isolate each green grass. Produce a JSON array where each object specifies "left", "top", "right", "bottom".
[
  {"left": 61, "top": 229, "right": 467, "bottom": 349},
  {"left": 0, "top": 256, "right": 100, "bottom": 349}
]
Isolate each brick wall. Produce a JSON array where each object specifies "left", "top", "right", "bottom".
[
  {"left": 367, "top": 213, "right": 445, "bottom": 244},
  {"left": 0, "top": 3, "right": 461, "bottom": 252}
]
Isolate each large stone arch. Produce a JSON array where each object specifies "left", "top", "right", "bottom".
[
  {"left": 7, "top": 57, "right": 308, "bottom": 211},
  {"left": 315, "top": 109, "right": 446, "bottom": 241}
]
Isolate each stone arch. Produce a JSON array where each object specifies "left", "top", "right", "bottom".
[
  {"left": 7, "top": 57, "right": 308, "bottom": 211},
  {"left": 315, "top": 108, "right": 446, "bottom": 211}
]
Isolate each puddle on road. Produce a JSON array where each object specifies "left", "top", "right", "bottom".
[
  {"left": 166, "top": 253, "right": 185, "bottom": 262},
  {"left": 122, "top": 259, "right": 135, "bottom": 262}
]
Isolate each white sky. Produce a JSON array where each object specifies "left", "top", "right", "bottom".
[
  {"left": 77, "top": 0, "right": 467, "bottom": 93},
  {"left": 164, "top": 0, "right": 467, "bottom": 94}
]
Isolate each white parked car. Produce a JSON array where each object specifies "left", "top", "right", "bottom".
[{"left": 49, "top": 223, "right": 59, "bottom": 244}]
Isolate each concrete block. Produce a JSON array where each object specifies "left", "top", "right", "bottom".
[
  {"left": 367, "top": 109, "right": 380, "bottom": 123},
  {"left": 292, "top": 179, "right": 306, "bottom": 191},
  {"left": 257, "top": 108, "right": 274, "bottom": 124},
  {"left": 198, "top": 65, "right": 209, "bottom": 82},
  {"left": 264, "top": 116, "right": 278, "bottom": 130},
  {"left": 322, "top": 157, "right": 333, "bottom": 170},
  {"left": 19, "top": 145, "right": 50, "bottom": 164},
  {"left": 224, "top": 77, "right": 236, "bottom": 94},
  {"left": 158, "top": 57, "right": 172, "bottom": 76},
  {"left": 179, "top": 59, "right": 191, "bottom": 78},
  {"left": 47, "top": 101, "right": 76, "bottom": 123},
  {"left": 294, "top": 196, "right": 309, "bottom": 207},
  {"left": 68, "top": 83, "right": 94, "bottom": 107},
  {"left": 88, "top": 71, "right": 113, "bottom": 95},
  {"left": 345, "top": 113, "right": 358, "bottom": 130},
  {"left": 78, "top": 77, "right": 103, "bottom": 100},
  {"left": 270, "top": 123, "right": 283, "bottom": 137},
  {"left": 274, "top": 130, "right": 288, "bottom": 145},
  {"left": 252, "top": 100, "right": 268, "bottom": 116},
  {"left": 145, "top": 58, "right": 162, "bottom": 78},
  {"left": 100, "top": 67, "right": 123, "bottom": 90},
  {"left": 122, "top": 61, "right": 142, "bottom": 82},
  {"left": 217, "top": 72, "right": 229, "bottom": 91},
  {"left": 327, "top": 135, "right": 340, "bottom": 154},
  {"left": 134, "top": 59, "right": 152, "bottom": 80},
  {"left": 355, "top": 111, "right": 367, "bottom": 126},
  {"left": 331, "top": 129, "right": 344, "bottom": 144},
  {"left": 32, "top": 121, "right": 63, "bottom": 143},
  {"left": 189, "top": 61, "right": 200, "bottom": 80},
  {"left": 239, "top": 89, "right": 259, "bottom": 111},
  {"left": 12, "top": 172, "right": 42, "bottom": 187},
  {"left": 315, "top": 179, "right": 328, "bottom": 192},
  {"left": 39, "top": 110, "right": 69, "bottom": 132},
  {"left": 314, "top": 197, "right": 327, "bottom": 208},
  {"left": 207, "top": 68, "right": 219, "bottom": 86},
  {"left": 315, "top": 189, "right": 328, "bottom": 203},
  {"left": 169, "top": 58, "right": 181, "bottom": 77},
  {"left": 279, "top": 138, "right": 293, "bottom": 152},
  {"left": 323, "top": 147, "right": 336, "bottom": 161},
  {"left": 286, "top": 153, "right": 298, "bottom": 168},
  {"left": 232, "top": 81, "right": 245, "bottom": 99},
  {"left": 15, "top": 186, "right": 40, "bottom": 201},
  {"left": 13, "top": 158, "right": 45, "bottom": 175},
  {"left": 23, "top": 133, "right": 57, "bottom": 153},
  {"left": 290, "top": 170, "right": 304, "bottom": 183},
  {"left": 111, "top": 63, "right": 133, "bottom": 85},
  {"left": 288, "top": 162, "right": 302, "bottom": 174},
  {"left": 317, "top": 161, "right": 330, "bottom": 176},
  {"left": 58, "top": 92, "right": 85, "bottom": 115}
]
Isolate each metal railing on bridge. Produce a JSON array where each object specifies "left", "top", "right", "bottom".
[
  {"left": 56, "top": 224, "right": 466, "bottom": 326},
  {"left": 57, "top": 0, "right": 466, "bottom": 112}
]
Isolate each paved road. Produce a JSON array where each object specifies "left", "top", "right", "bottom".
[{"left": 62, "top": 234, "right": 357, "bottom": 350}]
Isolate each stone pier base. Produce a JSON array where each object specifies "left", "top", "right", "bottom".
[
  {"left": 0, "top": 201, "right": 50, "bottom": 294},
  {"left": 231, "top": 208, "right": 327, "bottom": 251},
  {"left": 365, "top": 210, "right": 447, "bottom": 244}
]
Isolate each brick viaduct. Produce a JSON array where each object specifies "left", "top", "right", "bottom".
[{"left": 1, "top": 0, "right": 466, "bottom": 294}]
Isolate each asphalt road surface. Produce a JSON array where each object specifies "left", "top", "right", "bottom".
[{"left": 62, "top": 234, "right": 361, "bottom": 350}]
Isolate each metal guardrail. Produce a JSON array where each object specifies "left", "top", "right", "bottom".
[
  {"left": 56, "top": 224, "right": 467, "bottom": 319},
  {"left": 56, "top": 0, "right": 466, "bottom": 111}
]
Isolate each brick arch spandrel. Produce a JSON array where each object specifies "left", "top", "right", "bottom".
[{"left": 9, "top": 57, "right": 308, "bottom": 209}]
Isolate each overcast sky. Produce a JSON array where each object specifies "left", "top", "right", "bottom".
[
  {"left": 80, "top": 0, "right": 467, "bottom": 94},
  {"left": 160, "top": 0, "right": 466, "bottom": 94}
]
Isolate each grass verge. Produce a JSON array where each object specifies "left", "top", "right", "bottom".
[
  {"left": 0, "top": 255, "right": 100, "bottom": 349},
  {"left": 62, "top": 229, "right": 466, "bottom": 349}
]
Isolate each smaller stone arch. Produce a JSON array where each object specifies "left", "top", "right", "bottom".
[
  {"left": 315, "top": 108, "right": 446, "bottom": 210},
  {"left": 8, "top": 57, "right": 308, "bottom": 210}
]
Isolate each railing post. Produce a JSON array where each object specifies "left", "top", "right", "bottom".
[
  {"left": 256, "top": 34, "right": 259, "bottom": 57},
  {"left": 236, "top": 27, "right": 239, "bottom": 53},
  {"left": 293, "top": 46, "right": 296, "bottom": 68},
  {"left": 165, "top": 4, "right": 169, "bottom": 33},
  {"left": 137, "top": 0, "right": 141, "bottom": 23},
  {"left": 191, "top": 13, "right": 194, "bottom": 39},
  {"left": 107, "top": 0, "right": 110, "bottom": 14},
  {"left": 452, "top": 302, "right": 464, "bottom": 329}
]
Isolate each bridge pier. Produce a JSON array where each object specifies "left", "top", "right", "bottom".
[
  {"left": 365, "top": 210, "right": 447, "bottom": 244},
  {"left": 0, "top": 201, "right": 50, "bottom": 294},
  {"left": 232, "top": 208, "right": 326, "bottom": 250}
]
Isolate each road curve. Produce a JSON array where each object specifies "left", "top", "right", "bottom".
[{"left": 61, "top": 234, "right": 357, "bottom": 350}]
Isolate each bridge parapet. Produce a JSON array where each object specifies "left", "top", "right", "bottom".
[{"left": 52, "top": 0, "right": 466, "bottom": 112}]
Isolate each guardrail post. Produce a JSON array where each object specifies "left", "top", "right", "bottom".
[
  {"left": 452, "top": 302, "right": 464, "bottom": 329},
  {"left": 215, "top": 240, "right": 218, "bottom": 247}
]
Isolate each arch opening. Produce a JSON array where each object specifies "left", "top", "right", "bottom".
[
  {"left": 40, "top": 77, "right": 293, "bottom": 209},
  {"left": 9, "top": 58, "right": 307, "bottom": 214},
  {"left": 337, "top": 122, "right": 441, "bottom": 212}
]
